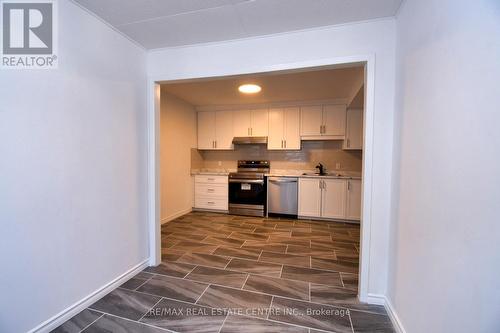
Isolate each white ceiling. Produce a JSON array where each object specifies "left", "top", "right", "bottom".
[
  {"left": 74, "top": 0, "right": 402, "bottom": 49},
  {"left": 161, "top": 66, "right": 364, "bottom": 106}
]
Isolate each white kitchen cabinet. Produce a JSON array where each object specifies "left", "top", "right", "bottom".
[
  {"left": 300, "top": 104, "right": 346, "bottom": 140},
  {"left": 194, "top": 175, "right": 228, "bottom": 211},
  {"left": 321, "top": 179, "right": 347, "bottom": 219},
  {"left": 197, "top": 111, "right": 233, "bottom": 150},
  {"left": 298, "top": 178, "right": 322, "bottom": 217},
  {"left": 343, "top": 108, "right": 363, "bottom": 150},
  {"left": 232, "top": 109, "right": 268, "bottom": 137},
  {"left": 345, "top": 179, "right": 361, "bottom": 220},
  {"left": 268, "top": 107, "right": 300, "bottom": 150}
]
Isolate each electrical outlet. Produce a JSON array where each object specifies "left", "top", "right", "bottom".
[{"left": 336, "top": 162, "right": 341, "bottom": 170}]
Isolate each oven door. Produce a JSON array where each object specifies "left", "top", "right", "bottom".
[{"left": 228, "top": 179, "right": 266, "bottom": 216}]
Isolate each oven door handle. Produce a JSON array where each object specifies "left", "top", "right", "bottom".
[{"left": 229, "top": 179, "right": 264, "bottom": 184}]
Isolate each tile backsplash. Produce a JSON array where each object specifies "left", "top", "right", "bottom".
[{"left": 192, "top": 141, "right": 362, "bottom": 172}]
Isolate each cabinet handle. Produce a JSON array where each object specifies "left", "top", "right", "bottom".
[
  {"left": 251, "top": 127, "right": 253, "bottom": 136},
  {"left": 207, "top": 178, "right": 214, "bottom": 181},
  {"left": 207, "top": 188, "right": 215, "bottom": 192},
  {"left": 207, "top": 201, "right": 215, "bottom": 205},
  {"left": 215, "top": 140, "right": 217, "bottom": 148},
  {"left": 285, "top": 140, "right": 287, "bottom": 148},
  {"left": 348, "top": 181, "right": 351, "bottom": 191},
  {"left": 320, "top": 125, "right": 323, "bottom": 134},
  {"left": 248, "top": 128, "right": 250, "bottom": 135}
]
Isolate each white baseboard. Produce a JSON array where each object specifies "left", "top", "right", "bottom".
[
  {"left": 29, "top": 259, "right": 150, "bottom": 333},
  {"left": 161, "top": 207, "right": 192, "bottom": 224},
  {"left": 364, "top": 294, "right": 406, "bottom": 333}
]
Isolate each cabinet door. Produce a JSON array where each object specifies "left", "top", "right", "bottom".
[
  {"left": 300, "top": 105, "right": 322, "bottom": 136},
  {"left": 323, "top": 104, "right": 346, "bottom": 136},
  {"left": 267, "top": 108, "right": 284, "bottom": 149},
  {"left": 298, "top": 178, "right": 322, "bottom": 218},
  {"left": 233, "top": 110, "right": 252, "bottom": 137},
  {"left": 321, "top": 179, "right": 347, "bottom": 219},
  {"left": 345, "top": 179, "right": 361, "bottom": 220},
  {"left": 344, "top": 108, "right": 363, "bottom": 150},
  {"left": 215, "top": 111, "right": 233, "bottom": 149},
  {"left": 197, "top": 111, "right": 215, "bottom": 149},
  {"left": 284, "top": 107, "right": 300, "bottom": 149},
  {"left": 250, "top": 109, "right": 268, "bottom": 136}
]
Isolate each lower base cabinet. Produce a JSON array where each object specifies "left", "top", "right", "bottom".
[
  {"left": 194, "top": 175, "right": 228, "bottom": 211},
  {"left": 298, "top": 177, "right": 360, "bottom": 221}
]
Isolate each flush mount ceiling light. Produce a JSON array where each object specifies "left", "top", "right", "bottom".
[{"left": 238, "top": 84, "right": 261, "bottom": 94}]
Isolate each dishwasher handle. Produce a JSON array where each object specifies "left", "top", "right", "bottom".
[{"left": 269, "top": 178, "right": 298, "bottom": 184}]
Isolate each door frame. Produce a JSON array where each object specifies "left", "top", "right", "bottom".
[{"left": 147, "top": 54, "right": 375, "bottom": 303}]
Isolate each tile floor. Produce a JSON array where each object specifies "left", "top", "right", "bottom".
[{"left": 52, "top": 212, "right": 395, "bottom": 333}]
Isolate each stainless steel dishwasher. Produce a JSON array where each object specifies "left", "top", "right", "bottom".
[{"left": 268, "top": 177, "right": 298, "bottom": 216}]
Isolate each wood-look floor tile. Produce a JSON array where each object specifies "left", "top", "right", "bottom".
[
  {"left": 137, "top": 274, "right": 208, "bottom": 302},
  {"left": 170, "top": 232, "right": 208, "bottom": 242},
  {"left": 291, "top": 230, "right": 332, "bottom": 240},
  {"left": 311, "top": 240, "right": 357, "bottom": 252},
  {"left": 143, "top": 261, "right": 195, "bottom": 278},
  {"left": 213, "top": 246, "right": 262, "bottom": 260},
  {"left": 119, "top": 273, "right": 152, "bottom": 291},
  {"left": 178, "top": 252, "right": 230, "bottom": 268},
  {"left": 286, "top": 244, "right": 335, "bottom": 257},
  {"left": 141, "top": 298, "right": 226, "bottom": 333},
  {"left": 220, "top": 314, "right": 308, "bottom": 333},
  {"left": 83, "top": 314, "right": 165, "bottom": 333},
  {"left": 241, "top": 243, "right": 288, "bottom": 254},
  {"left": 253, "top": 227, "right": 291, "bottom": 237},
  {"left": 226, "top": 258, "right": 282, "bottom": 277},
  {"left": 281, "top": 266, "right": 343, "bottom": 287},
  {"left": 311, "top": 257, "right": 359, "bottom": 274},
  {"left": 170, "top": 240, "right": 218, "bottom": 254},
  {"left": 89, "top": 288, "right": 161, "bottom": 321},
  {"left": 161, "top": 250, "right": 184, "bottom": 262},
  {"left": 335, "top": 250, "right": 359, "bottom": 263},
  {"left": 230, "top": 231, "right": 269, "bottom": 241},
  {"left": 243, "top": 274, "right": 309, "bottom": 301},
  {"left": 267, "top": 236, "right": 310, "bottom": 247},
  {"left": 350, "top": 310, "right": 395, "bottom": 332},
  {"left": 186, "top": 266, "right": 248, "bottom": 288},
  {"left": 51, "top": 309, "right": 102, "bottom": 333},
  {"left": 269, "top": 297, "right": 353, "bottom": 332},
  {"left": 219, "top": 225, "right": 257, "bottom": 233},
  {"left": 202, "top": 236, "right": 245, "bottom": 247},
  {"left": 341, "top": 273, "right": 358, "bottom": 290},
  {"left": 259, "top": 251, "right": 310, "bottom": 268},
  {"left": 197, "top": 285, "right": 272, "bottom": 318}
]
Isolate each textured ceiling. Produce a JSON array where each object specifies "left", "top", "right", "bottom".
[
  {"left": 74, "top": 0, "right": 402, "bottom": 49},
  {"left": 161, "top": 66, "right": 364, "bottom": 106}
]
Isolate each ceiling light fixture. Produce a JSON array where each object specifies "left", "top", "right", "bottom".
[{"left": 238, "top": 84, "right": 261, "bottom": 94}]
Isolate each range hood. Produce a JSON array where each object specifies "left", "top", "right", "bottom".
[{"left": 232, "top": 136, "right": 268, "bottom": 145}]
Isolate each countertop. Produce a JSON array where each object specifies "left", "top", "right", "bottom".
[{"left": 191, "top": 169, "right": 361, "bottom": 180}]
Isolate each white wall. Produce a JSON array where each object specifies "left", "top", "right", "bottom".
[
  {"left": 389, "top": 0, "right": 500, "bottom": 332},
  {"left": 0, "top": 1, "right": 147, "bottom": 332},
  {"left": 160, "top": 91, "right": 197, "bottom": 222},
  {"left": 148, "top": 19, "right": 396, "bottom": 297}
]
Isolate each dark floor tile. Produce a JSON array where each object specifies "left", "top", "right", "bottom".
[
  {"left": 219, "top": 225, "right": 257, "bottom": 233},
  {"left": 230, "top": 231, "right": 269, "bottom": 241},
  {"left": 197, "top": 285, "right": 272, "bottom": 319},
  {"left": 253, "top": 227, "right": 291, "bottom": 237},
  {"left": 51, "top": 309, "right": 102, "bottom": 333},
  {"left": 267, "top": 236, "right": 310, "bottom": 247},
  {"left": 243, "top": 275, "right": 309, "bottom": 301},
  {"left": 141, "top": 298, "right": 226, "bottom": 333},
  {"left": 186, "top": 266, "right": 248, "bottom": 288},
  {"left": 350, "top": 310, "right": 395, "bottom": 332},
  {"left": 202, "top": 236, "right": 245, "bottom": 247},
  {"left": 82, "top": 314, "right": 165, "bottom": 333},
  {"left": 213, "top": 246, "right": 262, "bottom": 260},
  {"left": 177, "top": 252, "right": 230, "bottom": 268},
  {"left": 220, "top": 314, "right": 308, "bottom": 333},
  {"left": 170, "top": 232, "right": 208, "bottom": 242},
  {"left": 226, "top": 258, "right": 282, "bottom": 277},
  {"left": 144, "top": 261, "right": 195, "bottom": 278},
  {"left": 120, "top": 276, "right": 151, "bottom": 291},
  {"left": 170, "top": 240, "right": 218, "bottom": 254},
  {"left": 341, "top": 273, "right": 359, "bottom": 290},
  {"left": 89, "top": 288, "right": 161, "bottom": 321},
  {"left": 259, "top": 251, "right": 310, "bottom": 268},
  {"left": 311, "top": 257, "right": 359, "bottom": 274},
  {"left": 311, "top": 240, "right": 357, "bottom": 252},
  {"left": 335, "top": 250, "right": 359, "bottom": 263},
  {"left": 137, "top": 274, "right": 208, "bottom": 303},
  {"left": 290, "top": 230, "right": 331, "bottom": 239},
  {"left": 281, "top": 266, "right": 343, "bottom": 287},
  {"left": 242, "top": 243, "right": 288, "bottom": 254},
  {"left": 286, "top": 244, "right": 335, "bottom": 257},
  {"left": 161, "top": 250, "right": 184, "bottom": 262},
  {"left": 269, "top": 297, "right": 352, "bottom": 332}
]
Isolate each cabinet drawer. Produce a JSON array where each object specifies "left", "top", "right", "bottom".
[
  {"left": 195, "top": 183, "right": 228, "bottom": 197},
  {"left": 194, "top": 175, "right": 228, "bottom": 184},
  {"left": 194, "top": 196, "right": 228, "bottom": 210}
]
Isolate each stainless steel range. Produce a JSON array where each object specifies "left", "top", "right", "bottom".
[{"left": 228, "top": 160, "right": 270, "bottom": 217}]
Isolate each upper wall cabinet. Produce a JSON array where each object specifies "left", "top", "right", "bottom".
[
  {"left": 343, "top": 108, "right": 363, "bottom": 150},
  {"left": 300, "top": 104, "right": 346, "bottom": 140},
  {"left": 233, "top": 109, "right": 268, "bottom": 137},
  {"left": 197, "top": 111, "right": 233, "bottom": 150},
  {"left": 268, "top": 107, "right": 300, "bottom": 150}
]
